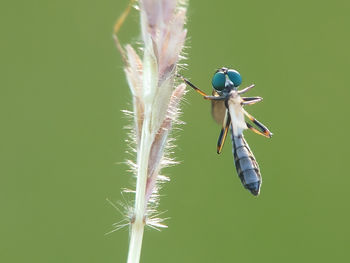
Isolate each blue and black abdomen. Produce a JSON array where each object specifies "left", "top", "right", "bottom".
[{"left": 231, "top": 131, "right": 261, "bottom": 196}]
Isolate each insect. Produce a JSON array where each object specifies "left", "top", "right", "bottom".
[{"left": 179, "top": 67, "right": 272, "bottom": 196}]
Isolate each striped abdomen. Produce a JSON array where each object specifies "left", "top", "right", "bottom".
[{"left": 231, "top": 130, "right": 261, "bottom": 196}]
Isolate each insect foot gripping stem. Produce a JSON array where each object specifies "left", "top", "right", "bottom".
[{"left": 231, "top": 131, "right": 261, "bottom": 196}]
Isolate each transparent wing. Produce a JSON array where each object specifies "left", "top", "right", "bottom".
[{"left": 211, "top": 90, "right": 227, "bottom": 124}]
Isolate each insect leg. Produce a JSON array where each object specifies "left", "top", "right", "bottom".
[
  {"left": 243, "top": 109, "right": 273, "bottom": 138},
  {"left": 177, "top": 74, "right": 209, "bottom": 97},
  {"left": 238, "top": 84, "right": 255, "bottom": 95},
  {"left": 113, "top": 0, "right": 136, "bottom": 65},
  {"left": 245, "top": 123, "right": 270, "bottom": 138},
  {"left": 204, "top": 95, "right": 227, "bottom": 101},
  {"left": 217, "top": 110, "right": 231, "bottom": 154},
  {"left": 242, "top": 97, "right": 263, "bottom": 105}
]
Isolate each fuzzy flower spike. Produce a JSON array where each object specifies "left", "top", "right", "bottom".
[{"left": 114, "top": 0, "right": 188, "bottom": 262}]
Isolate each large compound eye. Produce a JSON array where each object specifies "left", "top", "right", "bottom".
[
  {"left": 211, "top": 72, "right": 226, "bottom": 91},
  {"left": 227, "top": 69, "right": 242, "bottom": 87}
]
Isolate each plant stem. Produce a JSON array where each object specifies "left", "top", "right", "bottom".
[
  {"left": 127, "top": 116, "right": 152, "bottom": 263},
  {"left": 127, "top": 220, "right": 144, "bottom": 263}
]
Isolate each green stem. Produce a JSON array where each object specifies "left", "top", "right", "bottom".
[{"left": 127, "top": 116, "right": 152, "bottom": 263}]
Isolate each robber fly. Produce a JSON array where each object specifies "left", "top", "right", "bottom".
[{"left": 179, "top": 67, "right": 272, "bottom": 196}]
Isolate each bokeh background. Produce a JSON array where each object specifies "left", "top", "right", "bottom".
[{"left": 2, "top": 0, "right": 350, "bottom": 262}]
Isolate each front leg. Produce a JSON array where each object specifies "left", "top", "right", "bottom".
[{"left": 177, "top": 74, "right": 209, "bottom": 97}]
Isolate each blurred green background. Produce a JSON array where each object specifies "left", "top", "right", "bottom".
[{"left": 2, "top": 0, "right": 350, "bottom": 262}]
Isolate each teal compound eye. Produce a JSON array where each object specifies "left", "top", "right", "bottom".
[
  {"left": 227, "top": 69, "right": 242, "bottom": 87},
  {"left": 211, "top": 71, "right": 226, "bottom": 91}
]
